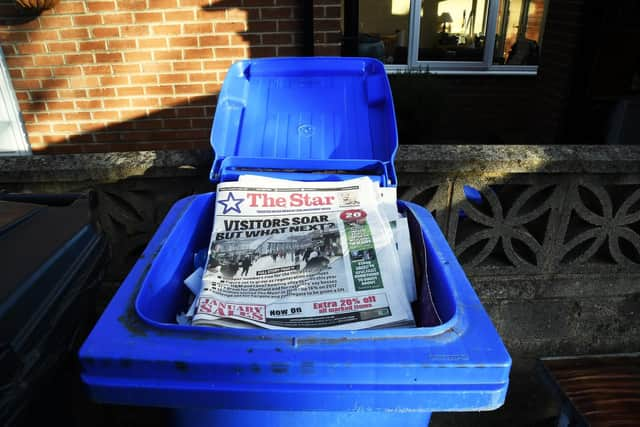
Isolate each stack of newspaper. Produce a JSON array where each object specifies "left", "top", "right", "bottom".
[{"left": 182, "top": 175, "right": 417, "bottom": 330}]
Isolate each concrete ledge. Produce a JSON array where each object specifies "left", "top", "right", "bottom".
[
  {"left": 396, "top": 145, "right": 640, "bottom": 174},
  {"left": 0, "top": 149, "right": 211, "bottom": 183},
  {"left": 2, "top": 145, "right": 640, "bottom": 183}
]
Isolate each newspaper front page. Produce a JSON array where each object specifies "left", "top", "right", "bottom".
[{"left": 192, "top": 176, "right": 414, "bottom": 330}]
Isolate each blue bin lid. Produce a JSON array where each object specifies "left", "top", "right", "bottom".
[{"left": 210, "top": 57, "right": 399, "bottom": 187}]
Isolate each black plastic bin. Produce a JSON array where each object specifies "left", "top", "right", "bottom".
[{"left": 0, "top": 193, "right": 108, "bottom": 426}]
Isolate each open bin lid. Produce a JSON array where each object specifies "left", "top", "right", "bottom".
[{"left": 210, "top": 57, "right": 399, "bottom": 187}]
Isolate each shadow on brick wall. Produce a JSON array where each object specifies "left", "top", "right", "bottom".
[
  {"left": 27, "top": 94, "right": 216, "bottom": 154},
  {"left": 1, "top": 0, "right": 585, "bottom": 151},
  {"left": 41, "top": 1, "right": 307, "bottom": 154},
  {"left": 0, "top": 0, "right": 309, "bottom": 154}
]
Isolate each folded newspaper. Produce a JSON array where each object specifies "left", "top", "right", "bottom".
[{"left": 187, "top": 175, "right": 416, "bottom": 330}]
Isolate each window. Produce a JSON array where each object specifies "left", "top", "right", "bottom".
[
  {"left": 0, "top": 50, "right": 30, "bottom": 156},
  {"left": 341, "top": 0, "right": 548, "bottom": 74}
]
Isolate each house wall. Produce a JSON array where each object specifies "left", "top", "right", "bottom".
[
  {"left": 313, "top": 0, "right": 341, "bottom": 55},
  {"left": 0, "top": 0, "right": 341, "bottom": 154},
  {"left": 0, "top": 0, "right": 583, "bottom": 152}
]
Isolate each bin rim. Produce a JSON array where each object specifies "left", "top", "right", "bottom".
[
  {"left": 80, "top": 194, "right": 511, "bottom": 414},
  {"left": 132, "top": 195, "right": 460, "bottom": 340}
]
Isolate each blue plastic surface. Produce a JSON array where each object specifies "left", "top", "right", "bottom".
[
  {"left": 173, "top": 408, "right": 431, "bottom": 427},
  {"left": 79, "top": 194, "right": 510, "bottom": 425},
  {"left": 210, "top": 57, "right": 399, "bottom": 186},
  {"left": 79, "top": 58, "right": 510, "bottom": 426}
]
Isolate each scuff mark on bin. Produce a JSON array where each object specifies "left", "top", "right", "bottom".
[
  {"left": 297, "top": 332, "right": 455, "bottom": 346},
  {"left": 117, "top": 263, "right": 152, "bottom": 337},
  {"left": 175, "top": 361, "right": 188, "bottom": 372},
  {"left": 271, "top": 363, "right": 289, "bottom": 374},
  {"left": 250, "top": 363, "right": 261, "bottom": 373}
]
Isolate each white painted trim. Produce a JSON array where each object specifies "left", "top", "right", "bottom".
[
  {"left": 427, "top": 67, "right": 538, "bottom": 75},
  {"left": 414, "top": 61, "right": 488, "bottom": 71},
  {"left": 0, "top": 50, "right": 30, "bottom": 156},
  {"left": 406, "top": 0, "right": 422, "bottom": 67},
  {"left": 483, "top": 0, "right": 500, "bottom": 66},
  {"left": 386, "top": 63, "right": 538, "bottom": 75}
]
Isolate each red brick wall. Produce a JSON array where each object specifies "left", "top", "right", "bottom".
[
  {"left": 0, "top": 0, "right": 584, "bottom": 153},
  {"left": 313, "top": 0, "right": 341, "bottom": 56},
  {"left": 0, "top": 0, "right": 307, "bottom": 154}
]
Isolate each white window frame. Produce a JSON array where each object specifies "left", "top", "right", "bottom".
[
  {"left": 385, "top": 0, "right": 542, "bottom": 75},
  {"left": 0, "top": 50, "right": 30, "bottom": 156}
]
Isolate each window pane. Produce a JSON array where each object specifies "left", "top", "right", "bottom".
[
  {"left": 418, "top": 0, "right": 490, "bottom": 62},
  {"left": 494, "top": 0, "right": 547, "bottom": 65},
  {"left": 343, "top": 0, "right": 411, "bottom": 65}
]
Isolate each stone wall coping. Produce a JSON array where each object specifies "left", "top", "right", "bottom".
[
  {"left": 397, "top": 145, "right": 640, "bottom": 174},
  {"left": 0, "top": 149, "right": 212, "bottom": 183},
  {"left": 2, "top": 145, "right": 640, "bottom": 183}
]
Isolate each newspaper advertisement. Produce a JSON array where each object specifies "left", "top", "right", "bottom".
[{"left": 192, "top": 176, "right": 415, "bottom": 330}]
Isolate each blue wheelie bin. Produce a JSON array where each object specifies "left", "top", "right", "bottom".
[{"left": 79, "top": 57, "right": 511, "bottom": 427}]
